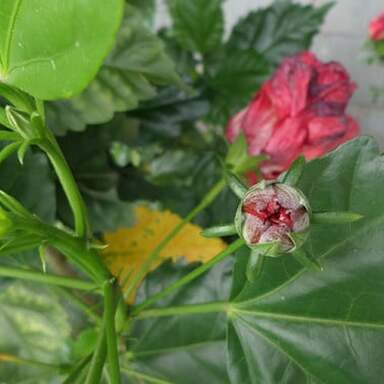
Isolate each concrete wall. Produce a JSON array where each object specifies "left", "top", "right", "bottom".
[{"left": 156, "top": 0, "right": 384, "bottom": 144}]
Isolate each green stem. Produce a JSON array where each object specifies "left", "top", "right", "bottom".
[
  {"left": 85, "top": 328, "right": 107, "bottom": 384},
  {"left": 104, "top": 279, "right": 121, "bottom": 384},
  {"left": 132, "top": 238, "right": 245, "bottom": 315},
  {"left": 0, "top": 266, "right": 98, "bottom": 290},
  {"left": 135, "top": 301, "right": 229, "bottom": 319},
  {"left": 39, "top": 140, "right": 88, "bottom": 238},
  {"left": 124, "top": 178, "right": 226, "bottom": 299},
  {"left": 121, "top": 367, "right": 171, "bottom": 384},
  {"left": 63, "top": 355, "right": 92, "bottom": 384}
]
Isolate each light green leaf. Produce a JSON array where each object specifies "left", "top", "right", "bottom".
[
  {"left": 227, "top": 137, "right": 384, "bottom": 383},
  {"left": 0, "top": 0, "right": 124, "bottom": 100},
  {"left": 47, "top": 5, "right": 181, "bottom": 134},
  {"left": 0, "top": 282, "right": 70, "bottom": 382},
  {"left": 129, "top": 258, "right": 233, "bottom": 383},
  {"left": 227, "top": 0, "right": 332, "bottom": 65},
  {"left": 167, "top": 0, "right": 224, "bottom": 54}
]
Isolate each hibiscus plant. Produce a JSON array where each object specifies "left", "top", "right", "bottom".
[{"left": 0, "top": 1, "right": 384, "bottom": 384}]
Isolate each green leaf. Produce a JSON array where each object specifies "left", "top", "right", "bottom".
[
  {"left": 58, "top": 124, "right": 134, "bottom": 232},
  {"left": 0, "top": 281, "right": 70, "bottom": 382},
  {"left": 227, "top": 137, "right": 384, "bottom": 383},
  {"left": 128, "top": 258, "right": 233, "bottom": 383},
  {"left": 227, "top": 0, "right": 332, "bottom": 65},
  {"left": 207, "top": 49, "right": 270, "bottom": 122},
  {"left": 47, "top": 5, "right": 181, "bottom": 134},
  {"left": 0, "top": 150, "right": 55, "bottom": 222},
  {"left": 167, "top": 0, "right": 224, "bottom": 54},
  {"left": 0, "top": 0, "right": 124, "bottom": 100}
]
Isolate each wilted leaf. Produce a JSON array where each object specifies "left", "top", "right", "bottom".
[{"left": 102, "top": 205, "right": 226, "bottom": 301}]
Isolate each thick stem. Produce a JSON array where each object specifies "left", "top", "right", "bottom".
[
  {"left": 132, "top": 238, "right": 245, "bottom": 315},
  {"left": 124, "top": 178, "right": 226, "bottom": 299},
  {"left": 135, "top": 301, "right": 229, "bottom": 319},
  {"left": 39, "top": 140, "right": 88, "bottom": 238},
  {"left": 104, "top": 279, "right": 121, "bottom": 384},
  {"left": 0, "top": 266, "right": 98, "bottom": 290}
]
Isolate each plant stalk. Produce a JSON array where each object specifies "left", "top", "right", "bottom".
[
  {"left": 132, "top": 238, "right": 245, "bottom": 315},
  {"left": 0, "top": 265, "right": 98, "bottom": 290},
  {"left": 125, "top": 178, "right": 226, "bottom": 299}
]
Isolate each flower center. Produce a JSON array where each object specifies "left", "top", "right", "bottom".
[{"left": 242, "top": 198, "right": 293, "bottom": 229}]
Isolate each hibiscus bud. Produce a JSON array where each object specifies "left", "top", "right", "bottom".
[
  {"left": 369, "top": 13, "right": 384, "bottom": 41},
  {"left": 235, "top": 181, "right": 310, "bottom": 254}
]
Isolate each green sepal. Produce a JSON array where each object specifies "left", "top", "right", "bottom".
[
  {"left": 245, "top": 241, "right": 282, "bottom": 257},
  {"left": 226, "top": 134, "right": 267, "bottom": 174},
  {"left": 201, "top": 224, "right": 237, "bottom": 238},
  {"left": 280, "top": 155, "right": 305, "bottom": 186},
  {"left": 312, "top": 211, "right": 363, "bottom": 224},
  {"left": 0, "top": 190, "right": 33, "bottom": 218},
  {"left": 5, "top": 106, "right": 33, "bottom": 139},
  {"left": 0, "top": 142, "right": 21, "bottom": 165},
  {"left": 17, "top": 138, "right": 44, "bottom": 165},
  {"left": 226, "top": 172, "right": 248, "bottom": 199},
  {"left": 39, "top": 245, "right": 47, "bottom": 273},
  {"left": 292, "top": 247, "right": 323, "bottom": 271},
  {"left": 288, "top": 230, "right": 310, "bottom": 252},
  {"left": 0, "top": 83, "right": 35, "bottom": 113}
]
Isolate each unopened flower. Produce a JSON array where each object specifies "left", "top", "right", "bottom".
[
  {"left": 235, "top": 182, "right": 310, "bottom": 253},
  {"left": 226, "top": 52, "right": 359, "bottom": 181},
  {"left": 369, "top": 12, "right": 384, "bottom": 41}
]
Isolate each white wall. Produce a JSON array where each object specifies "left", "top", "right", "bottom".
[{"left": 156, "top": 0, "right": 384, "bottom": 144}]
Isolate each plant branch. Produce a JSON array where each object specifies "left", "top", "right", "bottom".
[
  {"left": 0, "top": 265, "right": 98, "bottom": 291},
  {"left": 39, "top": 139, "right": 88, "bottom": 238},
  {"left": 125, "top": 178, "right": 226, "bottom": 299},
  {"left": 104, "top": 279, "right": 121, "bottom": 384},
  {"left": 132, "top": 238, "right": 245, "bottom": 315},
  {"left": 85, "top": 328, "right": 107, "bottom": 384}
]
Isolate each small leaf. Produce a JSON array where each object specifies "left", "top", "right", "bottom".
[
  {"left": 226, "top": 173, "right": 248, "bottom": 199},
  {"left": 167, "top": 0, "right": 224, "bottom": 54},
  {"left": 227, "top": 0, "right": 332, "bottom": 65}
]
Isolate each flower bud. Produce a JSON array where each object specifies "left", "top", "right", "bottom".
[{"left": 235, "top": 181, "right": 310, "bottom": 254}]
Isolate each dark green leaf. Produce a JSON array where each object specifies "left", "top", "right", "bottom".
[
  {"left": 228, "top": 137, "right": 384, "bottom": 383},
  {"left": 47, "top": 5, "right": 181, "bottom": 134},
  {"left": 0, "top": 0, "right": 124, "bottom": 100},
  {"left": 167, "top": 0, "right": 224, "bottom": 54},
  {"left": 128, "top": 258, "right": 233, "bottom": 383},
  {"left": 58, "top": 124, "right": 134, "bottom": 232},
  {"left": 207, "top": 49, "right": 270, "bottom": 121},
  {"left": 227, "top": 0, "right": 332, "bottom": 65},
  {"left": 0, "top": 150, "right": 55, "bottom": 222}
]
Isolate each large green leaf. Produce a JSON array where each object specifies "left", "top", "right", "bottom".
[
  {"left": 227, "top": 137, "right": 384, "bottom": 383},
  {"left": 127, "top": 258, "right": 233, "bottom": 383},
  {"left": 47, "top": 5, "right": 181, "bottom": 134},
  {"left": 0, "top": 281, "right": 70, "bottom": 383},
  {"left": 167, "top": 0, "right": 224, "bottom": 54},
  {"left": 227, "top": 0, "right": 332, "bottom": 65},
  {"left": 0, "top": 0, "right": 124, "bottom": 100}
]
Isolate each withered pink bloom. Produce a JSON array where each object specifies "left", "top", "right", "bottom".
[
  {"left": 369, "top": 12, "right": 384, "bottom": 41},
  {"left": 235, "top": 182, "right": 310, "bottom": 252},
  {"left": 226, "top": 52, "right": 359, "bottom": 180}
]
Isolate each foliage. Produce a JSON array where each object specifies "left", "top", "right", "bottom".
[{"left": 3, "top": 1, "right": 384, "bottom": 384}]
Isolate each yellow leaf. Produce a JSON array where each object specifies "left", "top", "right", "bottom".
[{"left": 102, "top": 205, "right": 226, "bottom": 302}]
